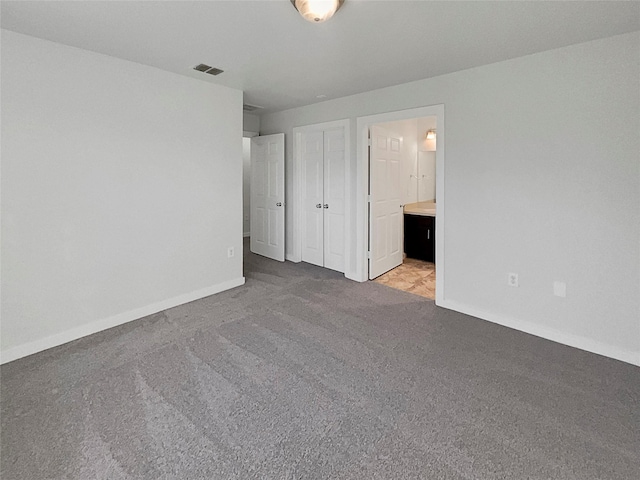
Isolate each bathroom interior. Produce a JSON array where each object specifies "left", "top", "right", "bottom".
[{"left": 373, "top": 116, "right": 437, "bottom": 299}]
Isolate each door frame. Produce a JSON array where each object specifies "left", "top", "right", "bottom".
[
  {"left": 292, "top": 119, "right": 350, "bottom": 268},
  {"left": 356, "top": 105, "right": 445, "bottom": 305},
  {"left": 242, "top": 131, "right": 259, "bottom": 238}
]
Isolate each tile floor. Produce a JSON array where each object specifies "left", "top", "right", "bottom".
[{"left": 373, "top": 258, "right": 436, "bottom": 300}]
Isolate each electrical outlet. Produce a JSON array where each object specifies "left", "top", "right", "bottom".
[
  {"left": 227, "top": 247, "right": 234, "bottom": 258},
  {"left": 508, "top": 273, "right": 519, "bottom": 287},
  {"left": 553, "top": 281, "right": 566, "bottom": 297}
]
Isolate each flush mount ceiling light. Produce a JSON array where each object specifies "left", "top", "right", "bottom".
[{"left": 291, "top": 0, "right": 345, "bottom": 23}]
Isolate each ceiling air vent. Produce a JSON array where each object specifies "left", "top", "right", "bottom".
[
  {"left": 193, "top": 64, "right": 224, "bottom": 76},
  {"left": 243, "top": 103, "right": 263, "bottom": 112}
]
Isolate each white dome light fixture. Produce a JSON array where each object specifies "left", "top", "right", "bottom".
[{"left": 291, "top": 0, "right": 345, "bottom": 23}]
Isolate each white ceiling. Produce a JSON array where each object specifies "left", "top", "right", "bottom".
[{"left": 2, "top": 1, "right": 639, "bottom": 115}]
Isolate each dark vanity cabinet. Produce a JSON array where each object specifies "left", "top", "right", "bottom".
[{"left": 404, "top": 215, "right": 435, "bottom": 263}]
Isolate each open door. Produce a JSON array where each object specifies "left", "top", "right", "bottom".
[
  {"left": 369, "top": 125, "right": 403, "bottom": 279},
  {"left": 250, "top": 133, "right": 285, "bottom": 261}
]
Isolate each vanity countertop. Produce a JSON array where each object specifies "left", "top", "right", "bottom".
[{"left": 404, "top": 201, "right": 436, "bottom": 217}]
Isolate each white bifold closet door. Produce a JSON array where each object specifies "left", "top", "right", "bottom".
[{"left": 301, "top": 127, "right": 346, "bottom": 273}]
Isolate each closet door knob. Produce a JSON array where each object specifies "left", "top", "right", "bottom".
[
  {"left": 323, "top": 204, "right": 329, "bottom": 209},
  {"left": 276, "top": 202, "right": 282, "bottom": 207},
  {"left": 316, "top": 204, "right": 322, "bottom": 208}
]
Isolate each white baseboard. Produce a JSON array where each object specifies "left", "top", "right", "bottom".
[
  {"left": 0, "top": 277, "right": 246, "bottom": 365},
  {"left": 440, "top": 299, "right": 640, "bottom": 367},
  {"left": 285, "top": 253, "right": 300, "bottom": 263}
]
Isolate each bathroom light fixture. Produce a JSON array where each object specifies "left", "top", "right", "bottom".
[
  {"left": 291, "top": 0, "right": 344, "bottom": 23},
  {"left": 426, "top": 129, "right": 436, "bottom": 140}
]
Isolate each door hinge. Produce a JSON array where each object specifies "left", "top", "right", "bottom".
[
  {"left": 368, "top": 138, "right": 372, "bottom": 146},
  {"left": 367, "top": 251, "right": 371, "bottom": 259},
  {"left": 367, "top": 195, "right": 372, "bottom": 203}
]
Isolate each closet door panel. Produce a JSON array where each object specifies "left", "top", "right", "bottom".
[
  {"left": 323, "top": 128, "right": 345, "bottom": 273},
  {"left": 301, "top": 131, "right": 324, "bottom": 267}
]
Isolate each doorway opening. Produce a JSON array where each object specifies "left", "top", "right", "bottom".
[
  {"left": 249, "top": 133, "right": 285, "bottom": 262},
  {"left": 355, "top": 104, "right": 445, "bottom": 304},
  {"left": 242, "top": 132, "right": 258, "bottom": 240},
  {"left": 242, "top": 131, "right": 257, "bottom": 270},
  {"left": 369, "top": 117, "right": 437, "bottom": 299}
]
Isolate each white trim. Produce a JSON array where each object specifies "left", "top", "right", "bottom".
[
  {"left": 355, "top": 105, "right": 445, "bottom": 304},
  {"left": 441, "top": 299, "right": 640, "bottom": 367},
  {"left": 292, "top": 119, "right": 351, "bottom": 270},
  {"left": 242, "top": 132, "right": 257, "bottom": 242},
  {"left": 285, "top": 253, "right": 300, "bottom": 263},
  {"left": 0, "top": 277, "right": 246, "bottom": 365}
]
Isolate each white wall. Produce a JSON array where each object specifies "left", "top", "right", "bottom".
[
  {"left": 243, "top": 113, "right": 260, "bottom": 133},
  {"left": 1, "top": 30, "right": 245, "bottom": 361},
  {"left": 260, "top": 32, "right": 640, "bottom": 365}
]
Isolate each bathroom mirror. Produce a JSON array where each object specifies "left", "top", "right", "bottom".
[{"left": 417, "top": 117, "right": 436, "bottom": 203}]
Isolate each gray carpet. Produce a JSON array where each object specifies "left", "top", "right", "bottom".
[{"left": 1, "top": 240, "right": 639, "bottom": 479}]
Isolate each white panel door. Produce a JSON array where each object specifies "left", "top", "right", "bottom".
[
  {"left": 369, "top": 125, "right": 403, "bottom": 279},
  {"left": 301, "top": 130, "right": 324, "bottom": 267},
  {"left": 323, "top": 128, "right": 346, "bottom": 272},
  {"left": 299, "top": 126, "right": 346, "bottom": 273},
  {"left": 251, "top": 133, "right": 285, "bottom": 261}
]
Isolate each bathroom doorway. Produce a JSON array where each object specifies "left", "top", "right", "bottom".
[
  {"left": 367, "top": 116, "right": 437, "bottom": 299},
  {"left": 356, "top": 104, "right": 445, "bottom": 303}
]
